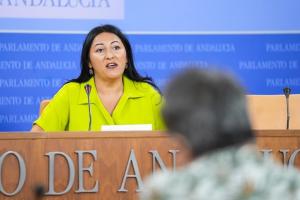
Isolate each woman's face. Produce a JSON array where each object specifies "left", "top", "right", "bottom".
[{"left": 89, "top": 32, "right": 127, "bottom": 81}]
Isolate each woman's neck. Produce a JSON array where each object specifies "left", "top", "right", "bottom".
[{"left": 94, "top": 76, "right": 124, "bottom": 95}]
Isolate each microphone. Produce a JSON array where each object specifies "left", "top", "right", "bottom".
[
  {"left": 34, "top": 184, "right": 45, "bottom": 199},
  {"left": 283, "top": 87, "right": 291, "bottom": 130},
  {"left": 84, "top": 84, "right": 92, "bottom": 131}
]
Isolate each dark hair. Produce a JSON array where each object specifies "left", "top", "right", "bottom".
[
  {"left": 68, "top": 24, "right": 159, "bottom": 90},
  {"left": 162, "top": 67, "right": 253, "bottom": 157}
]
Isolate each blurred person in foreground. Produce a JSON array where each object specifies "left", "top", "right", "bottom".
[
  {"left": 140, "top": 67, "right": 300, "bottom": 200},
  {"left": 31, "top": 24, "right": 164, "bottom": 131}
]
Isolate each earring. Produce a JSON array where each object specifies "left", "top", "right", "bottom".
[{"left": 89, "top": 68, "right": 94, "bottom": 75}]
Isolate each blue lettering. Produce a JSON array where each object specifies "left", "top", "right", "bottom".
[
  {"left": 30, "top": 0, "right": 43, "bottom": 6},
  {"left": 66, "top": 0, "right": 77, "bottom": 8},
  {"left": 42, "top": 0, "right": 56, "bottom": 7},
  {"left": 79, "top": 0, "right": 91, "bottom": 8},
  {"left": 58, "top": 0, "right": 68, "bottom": 7},
  {"left": 0, "top": 0, "right": 14, "bottom": 6},
  {"left": 98, "top": 0, "right": 109, "bottom": 7},
  {"left": 0, "top": 0, "right": 107, "bottom": 7}
]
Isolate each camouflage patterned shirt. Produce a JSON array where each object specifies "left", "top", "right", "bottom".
[{"left": 141, "top": 145, "right": 300, "bottom": 200}]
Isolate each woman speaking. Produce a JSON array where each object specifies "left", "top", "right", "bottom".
[{"left": 31, "top": 24, "right": 165, "bottom": 131}]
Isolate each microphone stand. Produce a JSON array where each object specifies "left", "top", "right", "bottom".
[
  {"left": 283, "top": 87, "right": 291, "bottom": 130},
  {"left": 84, "top": 84, "right": 92, "bottom": 131}
]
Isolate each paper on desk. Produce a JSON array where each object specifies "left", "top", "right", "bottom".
[{"left": 101, "top": 124, "right": 152, "bottom": 131}]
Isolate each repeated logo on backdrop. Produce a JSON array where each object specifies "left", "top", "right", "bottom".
[{"left": 0, "top": 33, "right": 299, "bottom": 131}]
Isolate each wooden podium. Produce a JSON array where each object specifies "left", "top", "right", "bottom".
[
  {"left": 0, "top": 132, "right": 189, "bottom": 200},
  {"left": 1, "top": 130, "right": 300, "bottom": 200},
  {"left": 256, "top": 130, "right": 300, "bottom": 167}
]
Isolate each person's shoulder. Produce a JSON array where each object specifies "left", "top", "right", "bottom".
[
  {"left": 142, "top": 167, "right": 195, "bottom": 200},
  {"left": 141, "top": 170, "right": 174, "bottom": 199},
  {"left": 125, "top": 77, "right": 160, "bottom": 96},
  {"left": 136, "top": 81, "right": 158, "bottom": 94},
  {"left": 59, "top": 81, "right": 82, "bottom": 93},
  {"left": 135, "top": 82, "right": 162, "bottom": 105},
  {"left": 62, "top": 81, "right": 81, "bottom": 90},
  {"left": 54, "top": 81, "right": 81, "bottom": 98}
]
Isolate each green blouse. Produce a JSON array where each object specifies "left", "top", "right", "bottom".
[{"left": 34, "top": 76, "right": 165, "bottom": 131}]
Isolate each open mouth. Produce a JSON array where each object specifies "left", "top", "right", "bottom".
[{"left": 106, "top": 62, "right": 118, "bottom": 69}]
